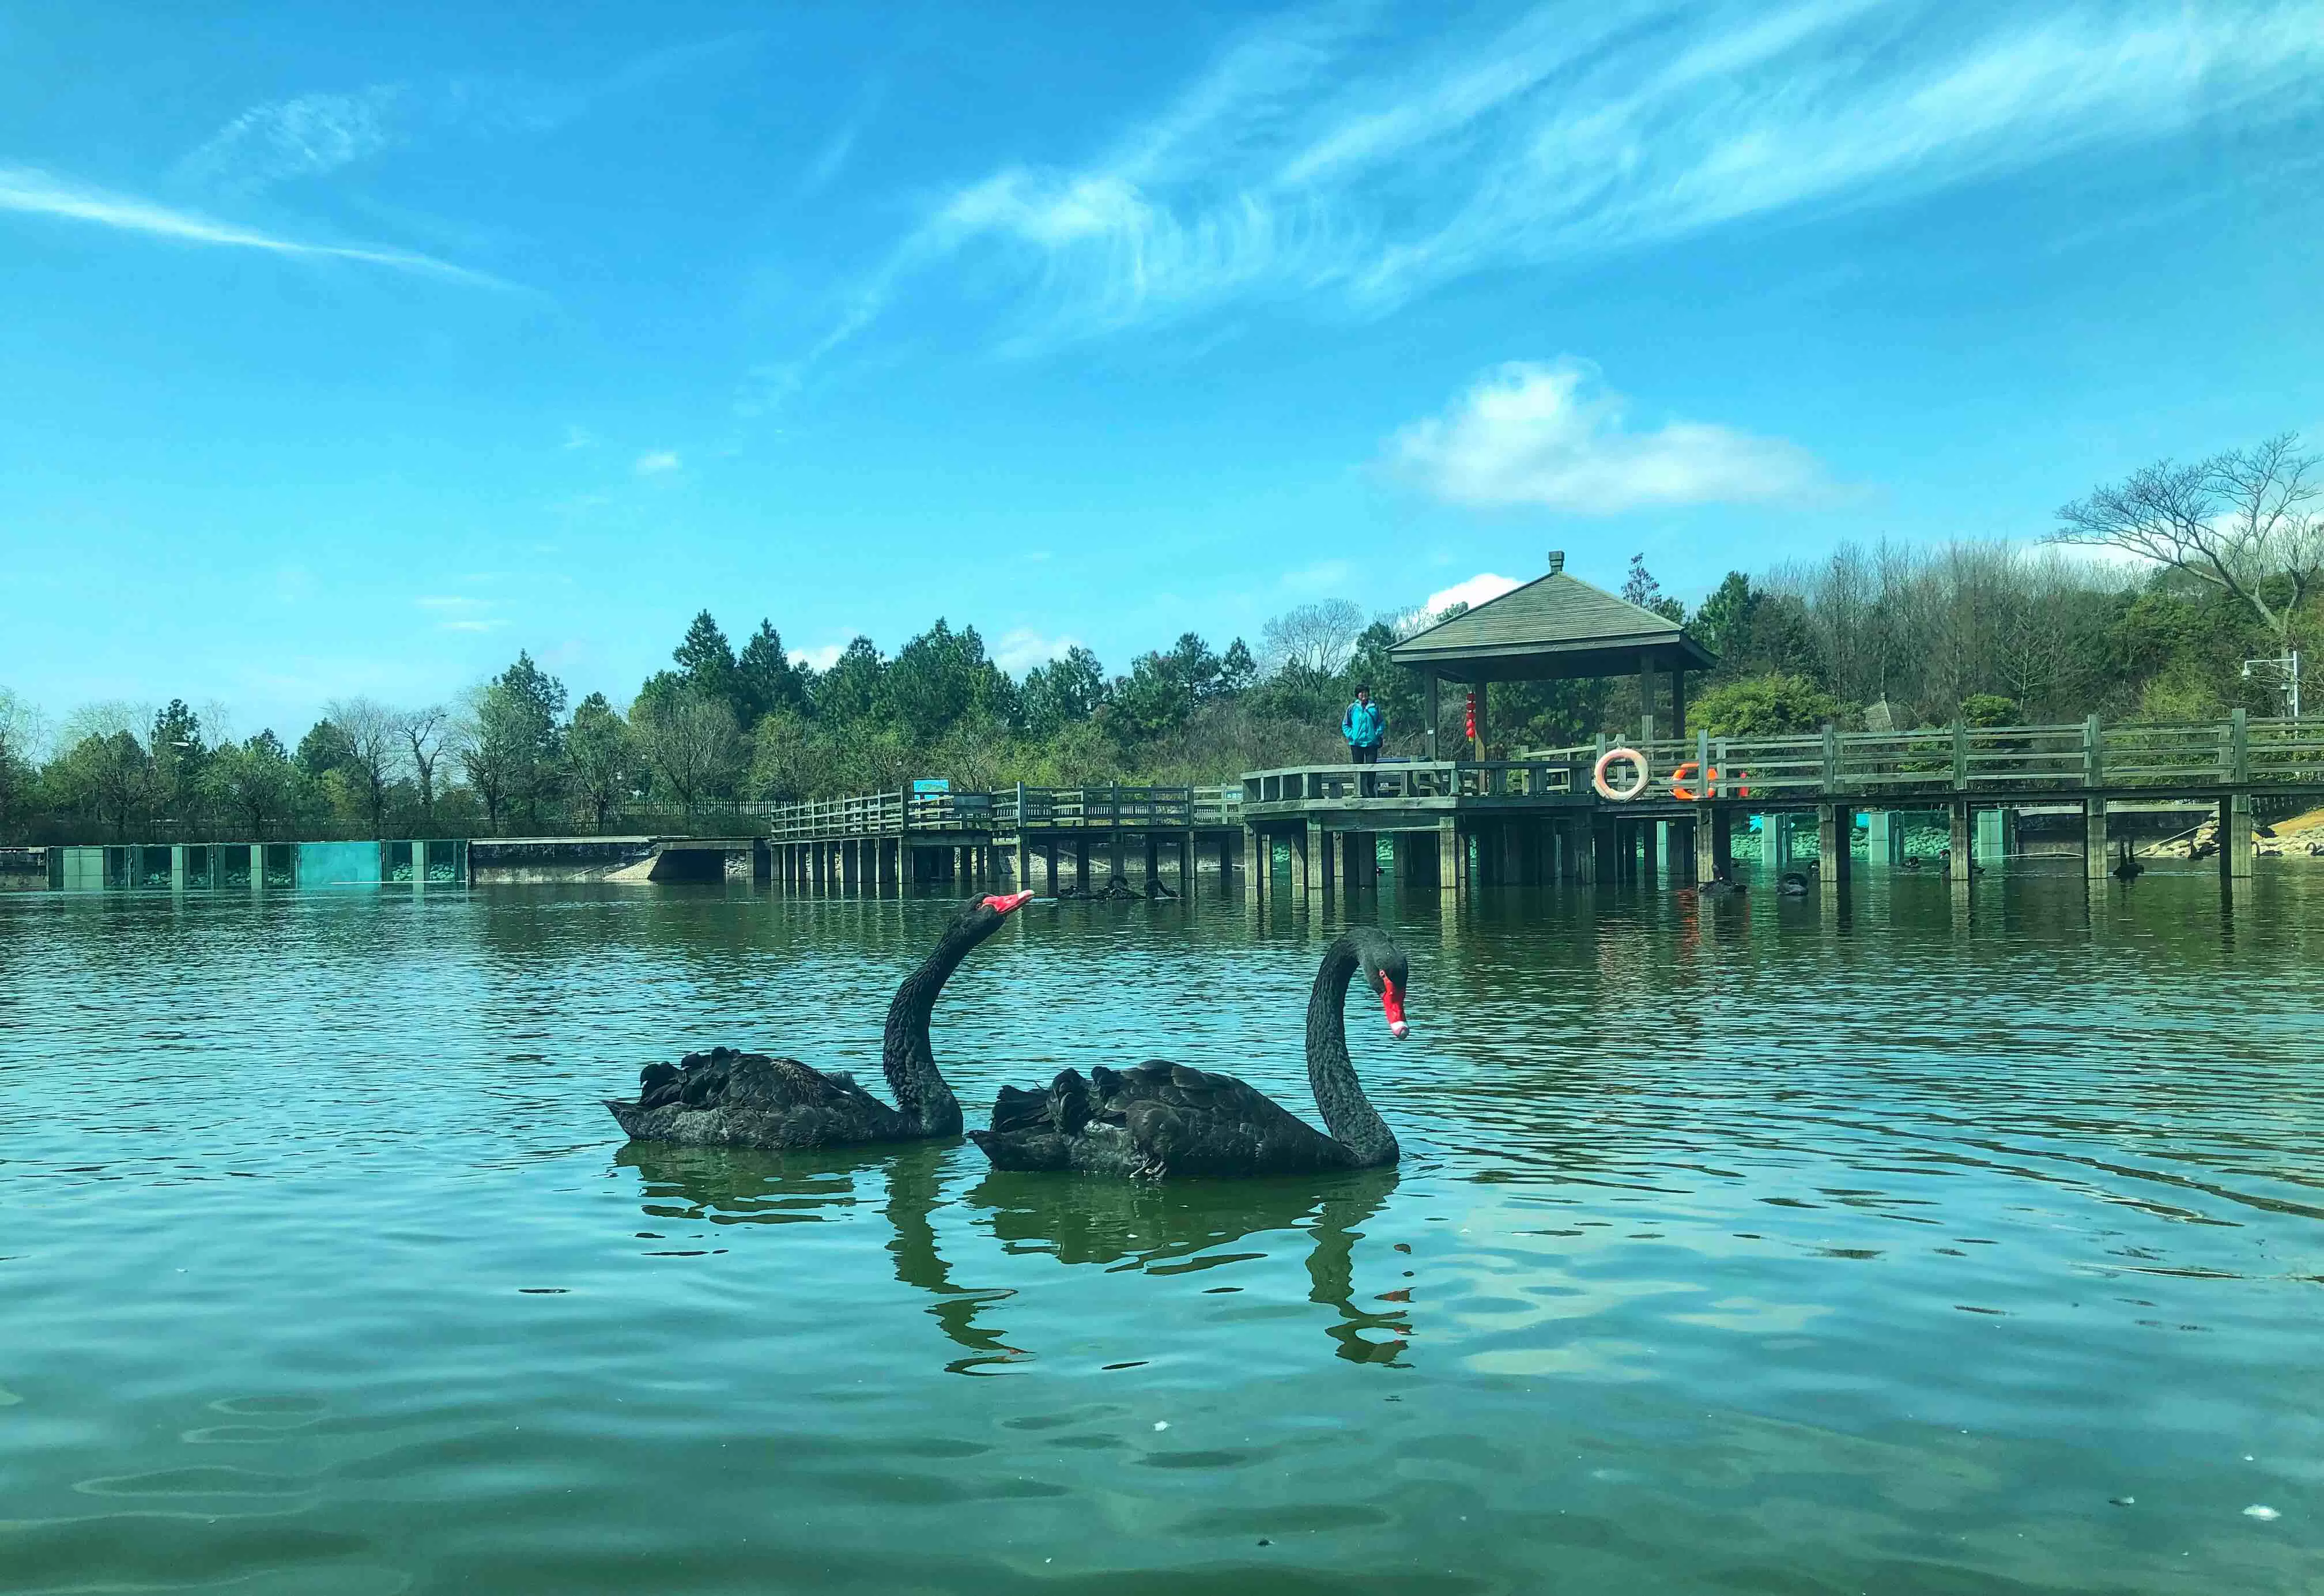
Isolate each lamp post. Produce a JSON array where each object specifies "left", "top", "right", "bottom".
[{"left": 2242, "top": 651, "right": 2301, "bottom": 718}]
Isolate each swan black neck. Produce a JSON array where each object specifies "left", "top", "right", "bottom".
[
  {"left": 881, "top": 911, "right": 995, "bottom": 1135},
  {"left": 1306, "top": 931, "right": 1400, "bottom": 1168}
]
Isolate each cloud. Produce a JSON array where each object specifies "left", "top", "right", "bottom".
[
  {"left": 563, "top": 425, "right": 598, "bottom": 451},
  {"left": 179, "top": 86, "right": 404, "bottom": 191},
  {"left": 634, "top": 450, "right": 682, "bottom": 476},
  {"left": 1422, "top": 572, "right": 1523, "bottom": 616},
  {"left": 0, "top": 166, "right": 504, "bottom": 285},
  {"left": 797, "top": 1, "right": 2324, "bottom": 360},
  {"left": 791, "top": 642, "right": 849, "bottom": 671},
  {"left": 1389, "top": 359, "right": 1828, "bottom": 513},
  {"left": 992, "top": 628, "right": 1086, "bottom": 675},
  {"left": 1280, "top": 559, "right": 1353, "bottom": 593},
  {"left": 416, "top": 595, "right": 507, "bottom": 633}
]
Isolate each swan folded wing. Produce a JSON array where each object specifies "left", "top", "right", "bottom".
[{"left": 1102, "top": 1063, "right": 1353, "bottom": 1178}]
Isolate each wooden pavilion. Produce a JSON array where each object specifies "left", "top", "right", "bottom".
[{"left": 1389, "top": 550, "right": 1716, "bottom": 757}]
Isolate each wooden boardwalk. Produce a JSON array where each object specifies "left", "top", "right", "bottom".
[
  {"left": 1240, "top": 711, "right": 2324, "bottom": 896},
  {"left": 761, "top": 784, "right": 1244, "bottom": 895},
  {"left": 745, "top": 712, "right": 2324, "bottom": 897}
]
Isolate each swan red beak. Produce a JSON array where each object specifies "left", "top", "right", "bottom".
[
  {"left": 983, "top": 891, "right": 1034, "bottom": 915},
  {"left": 1380, "top": 975, "right": 1408, "bottom": 1040}
]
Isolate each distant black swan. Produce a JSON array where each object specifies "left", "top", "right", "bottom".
[
  {"left": 605, "top": 892, "right": 1031, "bottom": 1148},
  {"left": 969, "top": 927, "right": 1408, "bottom": 1179},
  {"left": 2112, "top": 842, "right": 2144, "bottom": 882}
]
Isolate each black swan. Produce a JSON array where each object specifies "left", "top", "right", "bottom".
[
  {"left": 605, "top": 891, "right": 1032, "bottom": 1148},
  {"left": 1698, "top": 871, "right": 1746, "bottom": 897},
  {"left": 2112, "top": 842, "right": 2144, "bottom": 882},
  {"left": 1777, "top": 870, "right": 1810, "bottom": 896},
  {"left": 969, "top": 927, "right": 1408, "bottom": 1179}
]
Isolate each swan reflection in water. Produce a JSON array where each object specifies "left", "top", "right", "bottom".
[
  {"left": 965, "top": 1165, "right": 1409, "bottom": 1365},
  {"left": 614, "top": 1144, "right": 1410, "bottom": 1371}
]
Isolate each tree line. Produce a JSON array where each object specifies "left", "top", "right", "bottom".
[{"left": 2, "top": 432, "right": 2316, "bottom": 843}]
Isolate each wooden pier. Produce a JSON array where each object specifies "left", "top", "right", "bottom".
[
  {"left": 1238, "top": 711, "right": 2324, "bottom": 898},
  {"left": 760, "top": 783, "right": 1246, "bottom": 896}
]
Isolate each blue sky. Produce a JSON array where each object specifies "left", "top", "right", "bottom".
[{"left": 4, "top": 0, "right": 2322, "bottom": 739}]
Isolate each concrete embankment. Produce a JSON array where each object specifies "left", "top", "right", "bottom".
[{"left": 468, "top": 837, "right": 764, "bottom": 885}]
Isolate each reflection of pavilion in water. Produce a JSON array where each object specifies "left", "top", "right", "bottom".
[{"left": 616, "top": 1144, "right": 1410, "bottom": 1373}]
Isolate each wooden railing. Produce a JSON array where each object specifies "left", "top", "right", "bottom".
[
  {"left": 761, "top": 784, "right": 1241, "bottom": 840},
  {"left": 1252, "top": 713, "right": 2324, "bottom": 806}
]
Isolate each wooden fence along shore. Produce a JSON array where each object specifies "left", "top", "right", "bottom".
[{"left": 12, "top": 714, "right": 2323, "bottom": 897}]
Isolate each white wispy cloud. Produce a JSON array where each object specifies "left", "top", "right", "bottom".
[
  {"left": 1389, "top": 359, "right": 1828, "bottom": 513},
  {"left": 1421, "top": 572, "right": 1523, "bottom": 617},
  {"left": 799, "top": 0, "right": 2324, "bottom": 359},
  {"left": 1280, "top": 559, "right": 1353, "bottom": 593},
  {"left": 563, "top": 425, "right": 598, "bottom": 451},
  {"left": 634, "top": 450, "right": 682, "bottom": 476},
  {"left": 992, "top": 628, "right": 1085, "bottom": 675},
  {"left": 179, "top": 86, "right": 404, "bottom": 191},
  {"left": 791, "top": 642, "right": 849, "bottom": 671},
  {"left": 0, "top": 166, "right": 504, "bottom": 285}
]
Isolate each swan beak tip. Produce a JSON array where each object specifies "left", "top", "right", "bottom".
[{"left": 1389, "top": 1020, "right": 1409, "bottom": 1040}]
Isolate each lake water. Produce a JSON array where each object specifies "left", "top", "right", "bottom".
[{"left": 3, "top": 869, "right": 2320, "bottom": 1593}]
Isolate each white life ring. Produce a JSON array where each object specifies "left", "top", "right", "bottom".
[{"left": 1592, "top": 746, "right": 1650, "bottom": 801}]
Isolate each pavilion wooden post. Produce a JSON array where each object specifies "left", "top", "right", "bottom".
[
  {"left": 1692, "top": 728, "right": 1717, "bottom": 882},
  {"left": 1425, "top": 672, "right": 1441, "bottom": 760}
]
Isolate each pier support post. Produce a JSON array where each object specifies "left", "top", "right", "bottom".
[
  {"left": 2083, "top": 799, "right": 2108, "bottom": 879},
  {"left": 1073, "top": 836, "right": 1090, "bottom": 893},
  {"left": 1590, "top": 816, "right": 1618, "bottom": 884},
  {"left": 1108, "top": 828, "right": 1126, "bottom": 885},
  {"left": 1316, "top": 826, "right": 1335, "bottom": 896},
  {"left": 1240, "top": 828, "right": 1260, "bottom": 900},
  {"left": 1292, "top": 826, "right": 1314, "bottom": 898},
  {"left": 1818, "top": 804, "right": 1851, "bottom": 899},
  {"left": 1436, "top": 822, "right": 1461, "bottom": 896},
  {"left": 2220, "top": 792, "right": 2254, "bottom": 879},
  {"left": 1948, "top": 801, "right": 1972, "bottom": 882},
  {"left": 1665, "top": 819, "right": 1693, "bottom": 884},
  {"left": 1144, "top": 834, "right": 1161, "bottom": 893},
  {"left": 1693, "top": 809, "right": 1719, "bottom": 882},
  {"left": 1217, "top": 831, "right": 1233, "bottom": 895}
]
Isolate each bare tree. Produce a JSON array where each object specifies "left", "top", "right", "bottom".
[
  {"left": 398, "top": 705, "right": 450, "bottom": 831},
  {"left": 326, "top": 697, "right": 402, "bottom": 836},
  {"left": 1261, "top": 599, "right": 1365, "bottom": 676},
  {"left": 2054, "top": 432, "right": 2323, "bottom": 650},
  {"left": 634, "top": 691, "right": 741, "bottom": 813}
]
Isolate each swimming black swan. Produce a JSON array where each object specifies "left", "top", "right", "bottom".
[
  {"left": 1778, "top": 870, "right": 1811, "bottom": 896},
  {"left": 605, "top": 891, "right": 1032, "bottom": 1148},
  {"left": 2112, "top": 842, "right": 2144, "bottom": 882},
  {"left": 1698, "top": 871, "right": 1746, "bottom": 897},
  {"left": 969, "top": 927, "right": 1408, "bottom": 1179}
]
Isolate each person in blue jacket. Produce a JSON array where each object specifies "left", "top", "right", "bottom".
[{"left": 1342, "top": 686, "right": 1385, "bottom": 765}]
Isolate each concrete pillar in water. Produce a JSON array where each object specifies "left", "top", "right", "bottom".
[
  {"left": 1864, "top": 810, "right": 1892, "bottom": 867},
  {"left": 1948, "top": 802, "right": 1972, "bottom": 882},
  {"left": 1437, "top": 822, "right": 1461, "bottom": 896},
  {"left": 2083, "top": 799, "right": 2109, "bottom": 878},
  {"left": 1976, "top": 808, "right": 2013, "bottom": 864},
  {"left": 1292, "top": 826, "right": 1312, "bottom": 898},
  {"left": 1241, "top": 828, "right": 1261, "bottom": 902}
]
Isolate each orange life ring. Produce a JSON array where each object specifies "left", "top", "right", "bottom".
[
  {"left": 1669, "top": 761, "right": 1750, "bottom": 801},
  {"left": 1592, "top": 746, "right": 1650, "bottom": 801}
]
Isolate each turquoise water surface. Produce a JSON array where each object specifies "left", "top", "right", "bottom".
[{"left": 2, "top": 871, "right": 2319, "bottom": 1593}]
